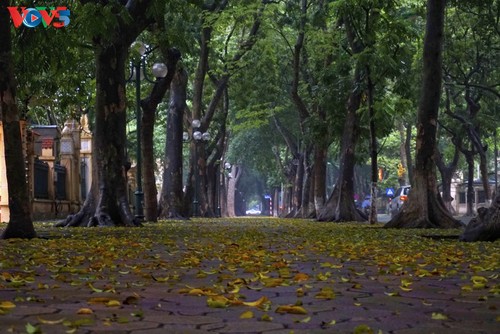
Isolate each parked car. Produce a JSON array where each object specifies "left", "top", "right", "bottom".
[{"left": 388, "top": 186, "right": 411, "bottom": 213}]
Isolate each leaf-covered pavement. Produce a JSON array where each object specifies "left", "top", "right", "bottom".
[{"left": 0, "top": 218, "right": 498, "bottom": 333}]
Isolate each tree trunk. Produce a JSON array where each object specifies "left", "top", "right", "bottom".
[
  {"left": 405, "top": 123, "right": 413, "bottom": 184},
  {"left": 313, "top": 146, "right": 327, "bottom": 214},
  {"left": 0, "top": 1, "right": 36, "bottom": 238},
  {"left": 158, "top": 67, "right": 188, "bottom": 219},
  {"left": 460, "top": 191, "right": 500, "bottom": 242},
  {"left": 464, "top": 150, "right": 476, "bottom": 215},
  {"left": 298, "top": 155, "right": 313, "bottom": 218},
  {"left": 436, "top": 141, "right": 460, "bottom": 214},
  {"left": 367, "top": 66, "right": 378, "bottom": 224},
  {"left": 317, "top": 65, "right": 364, "bottom": 222},
  {"left": 386, "top": 0, "right": 462, "bottom": 229},
  {"left": 226, "top": 164, "right": 241, "bottom": 217},
  {"left": 141, "top": 85, "right": 157, "bottom": 222},
  {"left": 398, "top": 121, "right": 410, "bottom": 186},
  {"left": 63, "top": 44, "right": 138, "bottom": 227},
  {"left": 141, "top": 49, "right": 181, "bottom": 222},
  {"left": 57, "top": 1, "right": 153, "bottom": 227}
]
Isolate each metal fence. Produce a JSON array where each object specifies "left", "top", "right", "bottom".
[
  {"left": 54, "top": 164, "right": 66, "bottom": 200},
  {"left": 34, "top": 159, "right": 49, "bottom": 199}
]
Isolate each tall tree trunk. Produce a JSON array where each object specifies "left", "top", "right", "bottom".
[
  {"left": 317, "top": 65, "right": 364, "bottom": 222},
  {"left": 226, "top": 164, "right": 241, "bottom": 217},
  {"left": 464, "top": 149, "right": 476, "bottom": 215},
  {"left": 59, "top": 1, "right": 153, "bottom": 227},
  {"left": 405, "top": 123, "right": 413, "bottom": 184},
  {"left": 158, "top": 67, "right": 188, "bottom": 219},
  {"left": 386, "top": 0, "right": 462, "bottom": 229},
  {"left": 313, "top": 146, "right": 327, "bottom": 214},
  {"left": 367, "top": 66, "right": 378, "bottom": 224},
  {"left": 141, "top": 49, "right": 181, "bottom": 221},
  {"left": 397, "top": 121, "right": 410, "bottom": 186},
  {"left": 436, "top": 140, "right": 460, "bottom": 214},
  {"left": 0, "top": 1, "right": 36, "bottom": 238}
]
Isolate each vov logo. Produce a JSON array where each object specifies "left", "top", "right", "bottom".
[{"left": 7, "top": 6, "right": 70, "bottom": 28}]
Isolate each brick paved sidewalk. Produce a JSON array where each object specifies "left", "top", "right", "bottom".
[{"left": 0, "top": 219, "right": 498, "bottom": 333}]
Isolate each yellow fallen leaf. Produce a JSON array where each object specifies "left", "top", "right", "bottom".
[
  {"left": 461, "top": 285, "right": 473, "bottom": 292},
  {"left": 0, "top": 301, "right": 16, "bottom": 309},
  {"left": 401, "top": 278, "right": 413, "bottom": 287},
  {"left": 106, "top": 300, "right": 121, "bottom": 307},
  {"left": 88, "top": 297, "right": 111, "bottom": 304},
  {"left": 25, "top": 323, "right": 41, "bottom": 334},
  {"left": 77, "top": 308, "right": 94, "bottom": 315},
  {"left": 261, "top": 314, "right": 273, "bottom": 321},
  {"left": 294, "top": 273, "right": 309, "bottom": 282},
  {"left": 88, "top": 283, "right": 103, "bottom": 293},
  {"left": 188, "top": 288, "right": 206, "bottom": 296},
  {"left": 295, "top": 316, "right": 311, "bottom": 323},
  {"left": 353, "top": 324, "right": 374, "bottom": 334},
  {"left": 37, "top": 316, "right": 66, "bottom": 325},
  {"left": 275, "top": 305, "right": 307, "bottom": 315},
  {"left": 321, "top": 319, "right": 336, "bottom": 327},
  {"left": 431, "top": 312, "right": 448, "bottom": 320},
  {"left": 399, "top": 286, "right": 412, "bottom": 292},
  {"left": 151, "top": 275, "right": 169, "bottom": 282},
  {"left": 227, "top": 285, "right": 240, "bottom": 294},
  {"left": 240, "top": 310, "right": 254, "bottom": 319},
  {"left": 471, "top": 276, "right": 488, "bottom": 284},
  {"left": 207, "top": 295, "right": 231, "bottom": 308},
  {"left": 242, "top": 296, "right": 269, "bottom": 307},
  {"left": 315, "top": 287, "right": 335, "bottom": 299},
  {"left": 384, "top": 291, "right": 400, "bottom": 297},
  {"left": 262, "top": 278, "right": 284, "bottom": 287}
]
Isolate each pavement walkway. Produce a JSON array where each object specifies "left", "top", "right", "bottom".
[{"left": 0, "top": 219, "right": 498, "bottom": 333}]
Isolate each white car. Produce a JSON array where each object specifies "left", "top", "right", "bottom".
[
  {"left": 389, "top": 186, "right": 411, "bottom": 212},
  {"left": 245, "top": 208, "right": 261, "bottom": 215}
]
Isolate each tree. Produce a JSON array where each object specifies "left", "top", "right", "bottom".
[
  {"left": 184, "top": 0, "right": 268, "bottom": 217},
  {"left": 317, "top": 2, "right": 369, "bottom": 222},
  {"left": 141, "top": 46, "right": 182, "bottom": 221},
  {"left": 60, "top": 0, "right": 157, "bottom": 227},
  {"left": 158, "top": 63, "right": 187, "bottom": 219},
  {"left": 0, "top": 0, "right": 36, "bottom": 239},
  {"left": 386, "top": 0, "right": 462, "bottom": 229}
]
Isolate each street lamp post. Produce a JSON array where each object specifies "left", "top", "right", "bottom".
[
  {"left": 189, "top": 119, "right": 210, "bottom": 217},
  {"left": 129, "top": 41, "right": 168, "bottom": 221}
]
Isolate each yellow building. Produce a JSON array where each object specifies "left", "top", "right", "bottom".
[
  {"left": 0, "top": 122, "right": 10, "bottom": 222},
  {"left": 0, "top": 116, "right": 92, "bottom": 222}
]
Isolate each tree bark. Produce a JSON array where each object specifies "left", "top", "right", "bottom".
[
  {"left": 158, "top": 67, "right": 188, "bottom": 219},
  {"left": 226, "top": 164, "right": 241, "bottom": 217},
  {"left": 0, "top": 1, "right": 36, "bottom": 239},
  {"left": 317, "top": 65, "right": 365, "bottom": 222},
  {"left": 386, "top": 0, "right": 462, "bottom": 229},
  {"left": 58, "top": 1, "right": 152, "bottom": 227},
  {"left": 313, "top": 146, "right": 327, "bottom": 214},
  {"left": 367, "top": 66, "right": 378, "bottom": 224},
  {"left": 460, "top": 191, "right": 500, "bottom": 242},
  {"left": 397, "top": 121, "right": 410, "bottom": 186},
  {"left": 142, "top": 48, "right": 181, "bottom": 221}
]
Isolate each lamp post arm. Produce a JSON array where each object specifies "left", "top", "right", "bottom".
[
  {"left": 140, "top": 48, "right": 181, "bottom": 110},
  {"left": 141, "top": 59, "right": 157, "bottom": 84}
]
